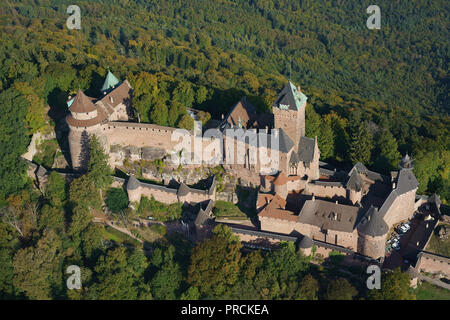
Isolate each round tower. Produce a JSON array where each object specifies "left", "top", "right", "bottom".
[
  {"left": 66, "top": 90, "right": 107, "bottom": 170},
  {"left": 357, "top": 206, "right": 388, "bottom": 260},
  {"left": 298, "top": 235, "right": 314, "bottom": 256},
  {"left": 126, "top": 175, "right": 141, "bottom": 203},
  {"left": 273, "top": 171, "right": 288, "bottom": 199}
]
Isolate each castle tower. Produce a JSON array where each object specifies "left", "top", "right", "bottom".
[
  {"left": 66, "top": 90, "right": 107, "bottom": 170},
  {"left": 273, "top": 171, "right": 288, "bottom": 199},
  {"left": 297, "top": 235, "right": 314, "bottom": 256},
  {"left": 126, "top": 175, "right": 141, "bottom": 203},
  {"left": 357, "top": 206, "right": 388, "bottom": 259},
  {"left": 399, "top": 153, "right": 413, "bottom": 169},
  {"left": 272, "top": 81, "right": 307, "bottom": 150}
]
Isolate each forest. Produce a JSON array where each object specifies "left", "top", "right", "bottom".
[{"left": 0, "top": 0, "right": 448, "bottom": 300}]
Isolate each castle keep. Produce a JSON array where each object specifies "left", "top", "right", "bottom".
[{"left": 66, "top": 71, "right": 422, "bottom": 261}]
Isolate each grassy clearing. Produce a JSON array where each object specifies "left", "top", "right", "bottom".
[
  {"left": 213, "top": 200, "right": 247, "bottom": 218},
  {"left": 130, "top": 224, "right": 165, "bottom": 243},
  {"left": 415, "top": 282, "right": 450, "bottom": 300},
  {"left": 101, "top": 225, "right": 141, "bottom": 247},
  {"left": 425, "top": 226, "right": 450, "bottom": 257}
]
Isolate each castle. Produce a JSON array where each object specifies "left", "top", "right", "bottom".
[{"left": 66, "top": 71, "right": 423, "bottom": 261}]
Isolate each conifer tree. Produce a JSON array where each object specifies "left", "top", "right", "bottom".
[
  {"left": 373, "top": 129, "right": 401, "bottom": 171},
  {"left": 149, "top": 100, "right": 169, "bottom": 126},
  {"left": 305, "top": 104, "right": 321, "bottom": 138},
  {"left": 318, "top": 121, "right": 335, "bottom": 160},
  {"left": 87, "top": 135, "right": 112, "bottom": 190},
  {"left": 348, "top": 111, "right": 373, "bottom": 165}
]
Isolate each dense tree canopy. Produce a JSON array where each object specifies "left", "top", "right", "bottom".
[{"left": 0, "top": 0, "right": 447, "bottom": 302}]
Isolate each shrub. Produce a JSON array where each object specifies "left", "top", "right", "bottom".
[
  {"left": 213, "top": 201, "right": 246, "bottom": 218},
  {"left": 150, "top": 224, "right": 167, "bottom": 236},
  {"left": 105, "top": 188, "right": 129, "bottom": 213},
  {"left": 138, "top": 196, "right": 182, "bottom": 222}
]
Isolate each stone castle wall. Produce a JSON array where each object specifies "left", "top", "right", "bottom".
[
  {"left": 303, "top": 183, "right": 347, "bottom": 199},
  {"left": 68, "top": 124, "right": 103, "bottom": 169},
  {"left": 128, "top": 184, "right": 179, "bottom": 204},
  {"left": 383, "top": 189, "right": 417, "bottom": 227},
  {"left": 259, "top": 216, "right": 296, "bottom": 235},
  {"left": 287, "top": 179, "right": 305, "bottom": 192},
  {"left": 104, "top": 122, "right": 179, "bottom": 149},
  {"left": 260, "top": 216, "right": 359, "bottom": 253},
  {"left": 416, "top": 253, "right": 450, "bottom": 278}
]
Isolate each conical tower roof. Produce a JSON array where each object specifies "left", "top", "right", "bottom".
[
  {"left": 358, "top": 206, "right": 389, "bottom": 237},
  {"left": 127, "top": 175, "right": 140, "bottom": 191},
  {"left": 177, "top": 182, "right": 190, "bottom": 197},
  {"left": 101, "top": 71, "right": 120, "bottom": 93},
  {"left": 69, "top": 90, "right": 97, "bottom": 113},
  {"left": 298, "top": 235, "right": 314, "bottom": 249}
]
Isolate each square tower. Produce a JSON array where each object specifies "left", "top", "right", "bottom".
[{"left": 272, "top": 81, "right": 307, "bottom": 150}]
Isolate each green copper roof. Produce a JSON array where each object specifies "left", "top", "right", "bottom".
[
  {"left": 289, "top": 81, "right": 308, "bottom": 111},
  {"left": 101, "top": 71, "right": 120, "bottom": 93},
  {"left": 273, "top": 81, "right": 308, "bottom": 111}
]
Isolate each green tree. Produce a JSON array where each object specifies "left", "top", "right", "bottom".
[
  {"left": 305, "top": 104, "right": 321, "bottom": 138},
  {"left": 368, "top": 268, "right": 416, "bottom": 300},
  {"left": 177, "top": 114, "right": 194, "bottom": 130},
  {"left": 69, "top": 175, "right": 101, "bottom": 210},
  {"left": 89, "top": 247, "right": 152, "bottom": 300},
  {"left": 180, "top": 286, "right": 200, "bottom": 300},
  {"left": 68, "top": 205, "right": 93, "bottom": 238},
  {"left": 0, "top": 88, "right": 30, "bottom": 198},
  {"left": 80, "top": 224, "right": 103, "bottom": 262},
  {"left": 188, "top": 225, "right": 242, "bottom": 297},
  {"left": 150, "top": 246, "right": 182, "bottom": 299},
  {"left": 318, "top": 120, "right": 335, "bottom": 159},
  {"left": 326, "top": 278, "right": 358, "bottom": 300},
  {"left": 149, "top": 99, "right": 169, "bottom": 126},
  {"left": 373, "top": 129, "right": 401, "bottom": 171},
  {"left": 87, "top": 135, "right": 112, "bottom": 190},
  {"left": 0, "top": 248, "right": 15, "bottom": 298},
  {"left": 197, "top": 111, "right": 211, "bottom": 125},
  {"left": 195, "top": 86, "right": 208, "bottom": 105},
  {"left": 173, "top": 82, "right": 195, "bottom": 108},
  {"left": 13, "top": 229, "right": 64, "bottom": 299},
  {"left": 168, "top": 100, "right": 184, "bottom": 127},
  {"left": 39, "top": 204, "right": 65, "bottom": 233},
  {"left": 105, "top": 188, "right": 129, "bottom": 213},
  {"left": 348, "top": 111, "right": 373, "bottom": 165},
  {"left": 297, "top": 274, "right": 319, "bottom": 300},
  {"left": 46, "top": 171, "right": 67, "bottom": 207}
]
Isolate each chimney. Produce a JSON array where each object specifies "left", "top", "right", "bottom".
[
  {"left": 312, "top": 195, "right": 315, "bottom": 202},
  {"left": 297, "top": 86, "right": 301, "bottom": 92},
  {"left": 335, "top": 200, "right": 338, "bottom": 204},
  {"left": 221, "top": 114, "right": 224, "bottom": 120},
  {"left": 392, "top": 182, "right": 396, "bottom": 189}
]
